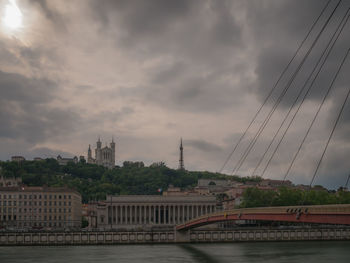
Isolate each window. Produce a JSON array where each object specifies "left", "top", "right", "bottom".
[
  {"left": 59, "top": 195, "right": 62, "bottom": 199},
  {"left": 69, "top": 195, "right": 71, "bottom": 199}
]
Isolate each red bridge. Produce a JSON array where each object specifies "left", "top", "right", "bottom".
[{"left": 176, "top": 204, "right": 350, "bottom": 231}]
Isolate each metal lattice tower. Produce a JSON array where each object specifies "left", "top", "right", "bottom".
[{"left": 179, "top": 138, "right": 185, "bottom": 170}]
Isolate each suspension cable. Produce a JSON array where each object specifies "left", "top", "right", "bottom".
[
  {"left": 231, "top": 0, "right": 342, "bottom": 176},
  {"left": 218, "top": 0, "right": 333, "bottom": 174},
  {"left": 345, "top": 173, "right": 350, "bottom": 189},
  {"left": 284, "top": 48, "right": 350, "bottom": 183},
  {"left": 258, "top": 9, "right": 350, "bottom": 179},
  {"left": 309, "top": 49, "right": 350, "bottom": 187}
]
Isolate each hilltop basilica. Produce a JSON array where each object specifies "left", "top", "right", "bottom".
[{"left": 87, "top": 138, "right": 115, "bottom": 169}]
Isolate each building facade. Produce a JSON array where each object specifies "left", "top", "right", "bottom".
[
  {"left": 87, "top": 138, "right": 115, "bottom": 169},
  {"left": 11, "top": 156, "right": 25, "bottom": 162},
  {"left": 0, "top": 186, "right": 82, "bottom": 229},
  {"left": 95, "top": 195, "right": 217, "bottom": 230},
  {"left": 0, "top": 176, "right": 22, "bottom": 187},
  {"left": 57, "top": 155, "right": 78, "bottom": 166}
]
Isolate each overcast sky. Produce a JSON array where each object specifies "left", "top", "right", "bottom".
[{"left": 0, "top": 0, "right": 349, "bottom": 189}]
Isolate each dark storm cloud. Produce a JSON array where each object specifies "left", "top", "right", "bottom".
[
  {"left": 252, "top": 0, "right": 350, "bottom": 109},
  {"left": 29, "top": 0, "right": 67, "bottom": 32},
  {"left": 1, "top": 0, "right": 349, "bottom": 189},
  {"left": 90, "top": 0, "right": 193, "bottom": 34},
  {"left": 88, "top": 0, "right": 243, "bottom": 60},
  {"left": 0, "top": 70, "right": 81, "bottom": 143},
  {"left": 86, "top": 0, "right": 247, "bottom": 113}
]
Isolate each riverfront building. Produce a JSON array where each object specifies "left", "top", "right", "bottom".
[
  {"left": 95, "top": 195, "right": 217, "bottom": 230},
  {"left": 0, "top": 186, "right": 82, "bottom": 229}
]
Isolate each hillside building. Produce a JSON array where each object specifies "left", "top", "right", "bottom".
[{"left": 87, "top": 138, "right": 115, "bottom": 169}]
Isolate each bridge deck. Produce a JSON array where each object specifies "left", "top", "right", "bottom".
[{"left": 176, "top": 204, "right": 350, "bottom": 231}]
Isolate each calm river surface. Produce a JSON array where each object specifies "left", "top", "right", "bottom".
[{"left": 0, "top": 241, "right": 349, "bottom": 262}]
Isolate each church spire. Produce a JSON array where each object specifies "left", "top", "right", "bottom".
[{"left": 179, "top": 138, "right": 185, "bottom": 170}]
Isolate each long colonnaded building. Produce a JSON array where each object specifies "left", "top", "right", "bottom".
[
  {"left": 94, "top": 195, "right": 217, "bottom": 229},
  {"left": 0, "top": 186, "right": 82, "bottom": 229}
]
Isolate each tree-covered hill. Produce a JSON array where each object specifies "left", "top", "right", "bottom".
[
  {"left": 240, "top": 186, "right": 350, "bottom": 208},
  {"left": 0, "top": 159, "right": 259, "bottom": 203}
]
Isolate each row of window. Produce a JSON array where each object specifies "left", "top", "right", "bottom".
[
  {"left": 0, "top": 201, "right": 72, "bottom": 206},
  {"left": 0, "top": 194, "right": 72, "bottom": 200},
  {"left": 1, "top": 214, "right": 72, "bottom": 221},
  {"left": 1, "top": 207, "right": 72, "bottom": 214},
  {"left": 1, "top": 221, "right": 76, "bottom": 227}
]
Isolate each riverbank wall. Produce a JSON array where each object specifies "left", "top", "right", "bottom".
[{"left": 1, "top": 227, "right": 350, "bottom": 245}]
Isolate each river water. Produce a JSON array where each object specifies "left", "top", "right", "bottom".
[{"left": 0, "top": 241, "right": 349, "bottom": 262}]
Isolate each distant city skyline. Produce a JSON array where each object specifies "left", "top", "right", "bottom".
[{"left": 0, "top": 0, "right": 350, "bottom": 190}]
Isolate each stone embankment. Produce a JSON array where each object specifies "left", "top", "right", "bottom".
[{"left": 0, "top": 227, "right": 349, "bottom": 245}]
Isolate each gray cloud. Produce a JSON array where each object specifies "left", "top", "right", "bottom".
[
  {"left": 186, "top": 139, "right": 222, "bottom": 153},
  {"left": 0, "top": 70, "right": 81, "bottom": 143},
  {"left": 0, "top": 0, "right": 349, "bottom": 189}
]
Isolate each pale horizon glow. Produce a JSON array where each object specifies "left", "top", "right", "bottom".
[{"left": 3, "top": 0, "right": 22, "bottom": 29}]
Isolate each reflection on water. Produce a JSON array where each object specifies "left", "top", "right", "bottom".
[
  {"left": 0, "top": 241, "right": 349, "bottom": 263},
  {"left": 179, "top": 244, "right": 222, "bottom": 263}
]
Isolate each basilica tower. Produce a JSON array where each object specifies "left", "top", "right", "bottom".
[{"left": 110, "top": 137, "right": 116, "bottom": 167}]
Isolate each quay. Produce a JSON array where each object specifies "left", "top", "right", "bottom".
[{"left": 1, "top": 227, "right": 350, "bottom": 245}]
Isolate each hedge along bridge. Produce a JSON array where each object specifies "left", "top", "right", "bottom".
[{"left": 176, "top": 204, "right": 350, "bottom": 231}]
